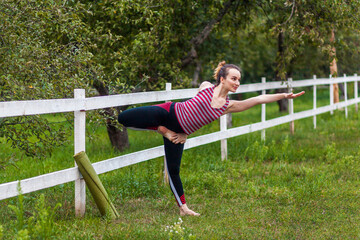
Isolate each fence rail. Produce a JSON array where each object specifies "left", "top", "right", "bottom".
[
  {"left": 1, "top": 76, "right": 358, "bottom": 118},
  {"left": 1, "top": 75, "right": 359, "bottom": 217}
]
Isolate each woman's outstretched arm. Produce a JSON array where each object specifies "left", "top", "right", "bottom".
[{"left": 224, "top": 91, "right": 305, "bottom": 114}]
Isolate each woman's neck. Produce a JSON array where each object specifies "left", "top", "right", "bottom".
[{"left": 213, "top": 84, "right": 229, "bottom": 99}]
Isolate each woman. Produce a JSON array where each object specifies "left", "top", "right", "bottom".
[{"left": 118, "top": 61, "right": 305, "bottom": 216}]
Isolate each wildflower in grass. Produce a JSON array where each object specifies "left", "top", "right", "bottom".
[{"left": 164, "top": 218, "right": 196, "bottom": 239}]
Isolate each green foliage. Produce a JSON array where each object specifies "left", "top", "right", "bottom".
[
  {"left": 27, "top": 194, "right": 62, "bottom": 239},
  {"left": 8, "top": 192, "right": 61, "bottom": 239},
  {"left": 0, "top": 225, "right": 3, "bottom": 240},
  {"left": 0, "top": 116, "right": 69, "bottom": 157},
  {"left": 325, "top": 142, "right": 338, "bottom": 162},
  {"left": 243, "top": 140, "right": 269, "bottom": 162},
  {"left": 8, "top": 183, "right": 25, "bottom": 232},
  {"left": 252, "top": 0, "right": 360, "bottom": 80},
  {"left": 0, "top": 0, "right": 95, "bottom": 158},
  {"left": 0, "top": 0, "right": 93, "bottom": 101},
  {"left": 77, "top": 0, "right": 241, "bottom": 90},
  {"left": 281, "top": 136, "right": 290, "bottom": 162},
  {"left": 243, "top": 136, "right": 290, "bottom": 163},
  {"left": 15, "top": 230, "right": 30, "bottom": 240}
]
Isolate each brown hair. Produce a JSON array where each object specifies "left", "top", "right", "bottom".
[{"left": 213, "top": 61, "right": 241, "bottom": 86}]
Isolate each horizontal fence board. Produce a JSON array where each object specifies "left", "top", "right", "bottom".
[
  {"left": 1, "top": 97, "right": 359, "bottom": 200},
  {"left": 0, "top": 167, "right": 80, "bottom": 200},
  {"left": 291, "top": 76, "right": 359, "bottom": 88},
  {"left": 84, "top": 89, "right": 197, "bottom": 110},
  {"left": 93, "top": 146, "right": 165, "bottom": 175},
  {"left": 1, "top": 77, "right": 359, "bottom": 117},
  {"left": 0, "top": 98, "right": 85, "bottom": 118}
]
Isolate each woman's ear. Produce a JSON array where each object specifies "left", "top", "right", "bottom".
[{"left": 220, "top": 76, "right": 225, "bottom": 84}]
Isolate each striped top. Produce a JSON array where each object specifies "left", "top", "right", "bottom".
[{"left": 174, "top": 85, "right": 229, "bottom": 135}]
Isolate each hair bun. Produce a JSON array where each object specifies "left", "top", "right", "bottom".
[{"left": 213, "top": 61, "right": 226, "bottom": 80}]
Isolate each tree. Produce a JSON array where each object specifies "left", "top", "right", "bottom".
[
  {"left": 0, "top": 0, "right": 96, "bottom": 157},
  {"left": 253, "top": 0, "right": 360, "bottom": 111}
]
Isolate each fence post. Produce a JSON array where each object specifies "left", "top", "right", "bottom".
[
  {"left": 220, "top": 114, "right": 228, "bottom": 161},
  {"left": 163, "top": 83, "right": 172, "bottom": 184},
  {"left": 288, "top": 78, "right": 294, "bottom": 134},
  {"left": 74, "top": 89, "right": 86, "bottom": 217},
  {"left": 261, "top": 77, "right": 266, "bottom": 141},
  {"left": 355, "top": 74, "right": 358, "bottom": 112},
  {"left": 344, "top": 74, "right": 348, "bottom": 118},
  {"left": 313, "top": 75, "right": 317, "bottom": 129},
  {"left": 330, "top": 75, "right": 334, "bottom": 115}
]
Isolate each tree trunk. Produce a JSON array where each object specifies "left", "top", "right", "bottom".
[
  {"left": 106, "top": 117, "right": 129, "bottom": 151},
  {"left": 275, "top": 31, "right": 288, "bottom": 112},
  {"left": 338, "top": 83, "right": 345, "bottom": 100},
  {"left": 93, "top": 78, "right": 130, "bottom": 151},
  {"left": 275, "top": 88, "right": 288, "bottom": 112},
  {"left": 192, "top": 60, "right": 202, "bottom": 87},
  {"left": 330, "top": 29, "right": 339, "bottom": 103}
]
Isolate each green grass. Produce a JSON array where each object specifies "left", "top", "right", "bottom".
[{"left": 1, "top": 90, "right": 360, "bottom": 239}]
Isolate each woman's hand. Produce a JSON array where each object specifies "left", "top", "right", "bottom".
[
  {"left": 157, "top": 126, "right": 187, "bottom": 144},
  {"left": 284, "top": 91, "right": 305, "bottom": 99}
]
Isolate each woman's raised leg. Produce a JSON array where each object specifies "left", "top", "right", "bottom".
[
  {"left": 118, "top": 106, "right": 187, "bottom": 144},
  {"left": 118, "top": 106, "right": 166, "bottom": 130}
]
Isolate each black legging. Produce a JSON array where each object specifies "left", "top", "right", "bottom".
[{"left": 118, "top": 102, "right": 187, "bottom": 206}]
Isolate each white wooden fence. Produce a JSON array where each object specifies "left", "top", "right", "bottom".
[{"left": 0, "top": 74, "right": 359, "bottom": 216}]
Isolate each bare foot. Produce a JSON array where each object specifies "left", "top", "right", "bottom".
[
  {"left": 174, "top": 133, "right": 187, "bottom": 144},
  {"left": 157, "top": 126, "right": 176, "bottom": 142},
  {"left": 157, "top": 126, "right": 187, "bottom": 144},
  {"left": 179, "top": 204, "right": 200, "bottom": 216}
]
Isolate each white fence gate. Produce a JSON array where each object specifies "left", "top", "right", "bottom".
[{"left": 0, "top": 74, "right": 359, "bottom": 216}]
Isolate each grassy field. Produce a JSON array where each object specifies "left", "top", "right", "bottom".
[{"left": 1, "top": 87, "right": 360, "bottom": 239}]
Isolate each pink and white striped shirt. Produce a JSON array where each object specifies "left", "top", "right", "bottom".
[{"left": 174, "top": 85, "right": 229, "bottom": 135}]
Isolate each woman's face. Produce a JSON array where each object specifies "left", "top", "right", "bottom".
[{"left": 221, "top": 68, "right": 241, "bottom": 93}]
